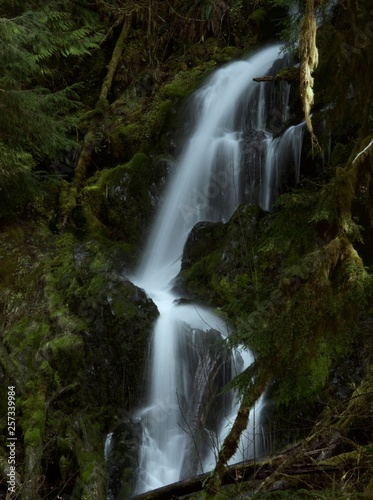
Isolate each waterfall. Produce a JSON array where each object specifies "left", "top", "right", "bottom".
[{"left": 120, "top": 44, "right": 305, "bottom": 496}]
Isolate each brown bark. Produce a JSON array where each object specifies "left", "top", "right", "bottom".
[
  {"left": 73, "top": 16, "right": 130, "bottom": 187},
  {"left": 253, "top": 76, "right": 274, "bottom": 82}
]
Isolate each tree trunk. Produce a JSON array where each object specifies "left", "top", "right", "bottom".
[
  {"left": 130, "top": 453, "right": 341, "bottom": 500},
  {"left": 205, "top": 368, "right": 268, "bottom": 498},
  {"left": 61, "top": 16, "right": 131, "bottom": 226},
  {"left": 0, "top": 341, "right": 25, "bottom": 394},
  {"left": 299, "top": 0, "right": 319, "bottom": 151}
]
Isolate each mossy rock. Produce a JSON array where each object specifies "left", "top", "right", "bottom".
[
  {"left": 106, "top": 418, "right": 142, "bottom": 499},
  {"left": 212, "top": 46, "right": 243, "bottom": 64},
  {"left": 161, "top": 61, "right": 217, "bottom": 100},
  {"left": 79, "top": 277, "right": 158, "bottom": 409},
  {"left": 175, "top": 204, "right": 266, "bottom": 309},
  {"left": 248, "top": 8, "right": 267, "bottom": 29},
  {"left": 47, "top": 233, "right": 159, "bottom": 410},
  {"left": 79, "top": 153, "right": 169, "bottom": 262},
  {"left": 110, "top": 122, "right": 144, "bottom": 162}
]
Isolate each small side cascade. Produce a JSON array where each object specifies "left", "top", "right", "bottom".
[{"left": 106, "top": 44, "right": 306, "bottom": 497}]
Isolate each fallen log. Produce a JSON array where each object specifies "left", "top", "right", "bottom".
[
  {"left": 253, "top": 68, "right": 300, "bottom": 84},
  {"left": 130, "top": 457, "right": 341, "bottom": 500},
  {"left": 253, "top": 75, "right": 275, "bottom": 82}
]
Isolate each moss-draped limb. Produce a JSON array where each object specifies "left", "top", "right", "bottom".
[
  {"left": 299, "top": 0, "right": 320, "bottom": 150},
  {"left": 205, "top": 366, "right": 268, "bottom": 498},
  {"left": 61, "top": 16, "right": 131, "bottom": 225},
  {"left": 73, "top": 15, "right": 131, "bottom": 187}
]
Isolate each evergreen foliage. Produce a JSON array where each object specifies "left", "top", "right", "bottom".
[
  {"left": 0, "top": 142, "right": 37, "bottom": 215},
  {"left": 0, "top": 0, "right": 103, "bottom": 215}
]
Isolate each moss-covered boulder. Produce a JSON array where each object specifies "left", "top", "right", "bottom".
[
  {"left": 78, "top": 153, "right": 170, "bottom": 264},
  {"left": 174, "top": 204, "right": 267, "bottom": 310},
  {"left": 0, "top": 222, "right": 158, "bottom": 499},
  {"left": 48, "top": 235, "right": 159, "bottom": 410}
]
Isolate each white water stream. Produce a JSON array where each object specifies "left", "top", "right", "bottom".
[{"left": 114, "top": 44, "right": 305, "bottom": 496}]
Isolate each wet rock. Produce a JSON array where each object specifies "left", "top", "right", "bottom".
[
  {"left": 181, "top": 220, "right": 225, "bottom": 271},
  {"left": 240, "top": 129, "right": 268, "bottom": 204},
  {"left": 174, "top": 204, "right": 265, "bottom": 306},
  {"left": 79, "top": 153, "right": 170, "bottom": 264},
  {"left": 52, "top": 236, "right": 159, "bottom": 411},
  {"left": 106, "top": 418, "right": 143, "bottom": 499}
]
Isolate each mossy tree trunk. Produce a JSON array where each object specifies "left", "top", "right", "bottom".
[
  {"left": 20, "top": 391, "right": 46, "bottom": 500},
  {"left": 205, "top": 367, "right": 268, "bottom": 498},
  {"left": 0, "top": 341, "right": 25, "bottom": 394},
  {"left": 299, "top": 0, "right": 319, "bottom": 150},
  {"left": 61, "top": 16, "right": 131, "bottom": 226}
]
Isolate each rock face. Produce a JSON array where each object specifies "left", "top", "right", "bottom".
[
  {"left": 0, "top": 221, "right": 160, "bottom": 499},
  {"left": 78, "top": 153, "right": 170, "bottom": 265},
  {"left": 45, "top": 234, "right": 159, "bottom": 498},
  {"left": 53, "top": 237, "right": 159, "bottom": 410},
  {"left": 180, "top": 221, "right": 225, "bottom": 271},
  {"left": 239, "top": 129, "right": 268, "bottom": 204},
  {"left": 174, "top": 204, "right": 266, "bottom": 307},
  {"left": 106, "top": 418, "right": 143, "bottom": 500}
]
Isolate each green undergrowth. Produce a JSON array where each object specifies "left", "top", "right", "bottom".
[
  {"left": 178, "top": 143, "right": 373, "bottom": 410},
  {"left": 0, "top": 212, "right": 157, "bottom": 497},
  {"left": 108, "top": 59, "right": 219, "bottom": 162}
]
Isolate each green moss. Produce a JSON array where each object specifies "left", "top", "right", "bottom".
[
  {"left": 212, "top": 46, "right": 242, "bottom": 64},
  {"left": 24, "top": 428, "right": 42, "bottom": 446},
  {"left": 249, "top": 8, "right": 267, "bottom": 26},
  {"left": 364, "top": 476, "right": 373, "bottom": 498},
  {"left": 110, "top": 122, "right": 143, "bottom": 161},
  {"left": 73, "top": 417, "right": 107, "bottom": 500},
  {"left": 21, "top": 389, "right": 46, "bottom": 447},
  {"left": 59, "top": 180, "right": 77, "bottom": 220},
  {"left": 78, "top": 153, "right": 153, "bottom": 260},
  {"left": 41, "top": 349, "right": 54, "bottom": 366},
  {"left": 42, "top": 334, "right": 83, "bottom": 356},
  {"left": 148, "top": 99, "right": 174, "bottom": 144},
  {"left": 162, "top": 61, "right": 216, "bottom": 99}
]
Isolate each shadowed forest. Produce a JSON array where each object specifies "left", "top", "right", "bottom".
[{"left": 0, "top": 1, "right": 373, "bottom": 499}]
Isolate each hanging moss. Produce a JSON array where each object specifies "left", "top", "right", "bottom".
[{"left": 299, "top": 0, "right": 319, "bottom": 150}]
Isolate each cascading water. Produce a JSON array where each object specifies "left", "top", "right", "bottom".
[{"left": 115, "top": 44, "right": 305, "bottom": 497}]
